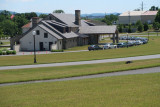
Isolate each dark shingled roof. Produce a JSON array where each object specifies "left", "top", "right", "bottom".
[
  {"left": 38, "top": 24, "right": 63, "bottom": 39},
  {"left": 51, "top": 13, "right": 90, "bottom": 27},
  {"left": 79, "top": 25, "right": 117, "bottom": 34}
]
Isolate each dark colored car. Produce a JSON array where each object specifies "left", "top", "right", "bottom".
[
  {"left": 117, "top": 42, "right": 127, "bottom": 48},
  {"left": 88, "top": 45, "right": 103, "bottom": 51}
]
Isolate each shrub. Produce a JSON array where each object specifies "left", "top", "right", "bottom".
[
  {"left": 51, "top": 49, "right": 64, "bottom": 52},
  {"left": 2, "top": 51, "right": 6, "bottom": 55},
  {"left": 12, "top": 50, "right": 16, "bottom": 54},
  {"left": 0, "top": 50, "right": 2, "bottom": 55},
  {"left": 6, "top": 50, "right": 11, "bottom": 55},
  {"left": 144, "top": 23, "right": 149, "bottom": 31}
]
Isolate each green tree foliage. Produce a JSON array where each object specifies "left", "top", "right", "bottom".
[
  {"left": 144, "top": 23, "right": 149, "bottom": 31},
  {"left": 155, "top": 9, "right": 160, "bottom": 23},
  {"left": 0, "top": 10, "right": 38, "bottom": 38},
  {"left": 153, "top": 22, "right": 160, "bottom": 30},
  {"left": 128, "top": 24, "right": 132, "bottom": 33},
  {"left": 39, "top": 14, "right": 48, "bottom": 18},
  {"left": 53, "top": 10, "right": 64, "bottom": 13},
  {"left": 149, "top": 6, "right": 159, "bottom": 11},
  {"left": 102, "top": 14, "right": 118, "bottom": 25},
  {"left": 118, "top": 24, "right": 123, "bottom": 33},
  {"left": 0, "top": 20, "right": 18, "bottom": 37},
  {"left": 136, "top": 20, "right": 144, "bottom": 32},
  {"left": 14, "top": 14, "right": 29, "bottom": 34},
  {"left": 24, "top": 12, "right": 37, "bottom": 20}
]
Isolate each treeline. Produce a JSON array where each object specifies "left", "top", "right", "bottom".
[{"left": 0, "top": 10, "right": 47, "bottom": 39}]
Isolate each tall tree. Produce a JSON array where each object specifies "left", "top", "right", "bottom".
[
  {"left": 39, "top": 14, "right": 48, "bottom": 18},
  {"left": 155, "top": 9, "right": 160, "bottom": 23},
  {"left": 25, "top": 12, "right": 37, "bottom": 20},
  {"left": 0, "top": 20, "right": 18, "bottom": 37},
  {"left": 53, "top": 10, "right": 64, "bottom": 13},
  {"left": 136, "top": 20, "right": 144, "bottom": 32},
  {"left": 143, "top": 23, "right": 149, "bottom": 31},
  {"left": 102, "top": 14, "right": 118, "bottom": 25},
  {"left": 149, "top": 6, "right": 159, "bottom": 11}
]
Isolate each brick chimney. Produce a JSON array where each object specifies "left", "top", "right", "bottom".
[
  {"left": 75, "top": 10, "right": 81, "bottom": 26},
  {"left": 32, "top": 17, "right": 39, "bottom": 27}
]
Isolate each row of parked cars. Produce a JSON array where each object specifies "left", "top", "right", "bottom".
[
  {"left": 88, "top": 36, "right": 148, "bottom": 51},
  {"left": 88, "top": 43, "right": 117, "bottom": 51}
]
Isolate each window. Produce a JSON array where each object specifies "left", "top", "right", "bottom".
[
  {"left": 36, "top": 30, "right": 40, "bottom": 35},
  {"left": 60, "top": 41, "right": 61, "bottom": 44},
  {"left": 55, "top": 41, "right": 57, "bottom": 44},
  {"left": 44, "top": 33, "right": 48, "bottom": 38}
]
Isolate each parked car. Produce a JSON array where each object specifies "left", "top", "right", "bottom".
[
  {"left": 103, "top": 43, "right": 117, "bottom": 49},
  {"left": 88, "top": 45, "right": 103, "bottom": 51},
  {"left": 135, "top": 40, "right": 143, "bottom": 45},
  {"left": 141, "top": 39, "right": 148, "bottom": 44},
  {"left": 117, "top": 42, "right": 127, "bottom": 48}
]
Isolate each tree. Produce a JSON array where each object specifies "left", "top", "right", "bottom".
[
  {"left": 149, "top": 6, "right": 159, "bottom": 11},
  {"left": 53, "top": 10, "right": 64, "bottom": 13},
  {"left": 14, "top": 14, "right": 29, "bottom": 34},
  {"left": 134, "top": 9, "right": 140, "bottom": 11},
  {"left": 144, "top": 23, "right": 149, "bottom": 31},
  {"left": 136, "top": 20, "right": 143, "bottom": 32},
  {"left": 153, "top": 22, "right": 160, "bottom": 30},
  {"left": 128, "top": 24, "right": 132, "bottom": 33},
  {"left": 39, "top": 14, "right": 48, "bottom": 18},
  {"left": 0, "top": 20, "right": 18, "bottom": 37},
  {"left": 155, "top": 9, "right": 160, "bottom": 23},
  {"left": 102, "top": 14, "right": 118, "bottom": 25},
  {"left": 25, "top": 12, "right": 37, "bottom": 20},
  {"left": 118, "top": 24, "right": 123, "bottom": 33}
]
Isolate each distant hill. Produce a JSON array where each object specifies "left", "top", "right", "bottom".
[
  {"left": 0, "top": 10, "right": 49, "bottom": 16},
  {"left": 81, "top": 12, "right": 121, "bottom": 17},
  {"left": 0, "top": 10, "right": 120, "bottom": 18}
]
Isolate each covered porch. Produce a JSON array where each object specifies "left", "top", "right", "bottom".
[{"left": 79, "top": 25, "right": 119, "bottom": 45}]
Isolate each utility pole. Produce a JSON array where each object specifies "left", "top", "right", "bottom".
[{"left": 141, "top": 1, "right": 144, "bottom": 11}]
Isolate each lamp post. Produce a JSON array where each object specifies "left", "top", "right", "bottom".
[
  {"left": 127, "top": 33, "right": 129, "bottom": 48},
  {"left": 32, "top": 31, "right": 37, "bottom": 63},
  {"left": 148, "top": 31, "right": 149, "bottom": 41}
]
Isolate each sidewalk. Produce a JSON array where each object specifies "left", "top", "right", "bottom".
[{"left": 0, "top": 50, "right": 89, "bottom": 56}]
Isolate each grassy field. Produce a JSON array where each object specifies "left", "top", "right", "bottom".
[
  {"left": 64, "top": 45, "right": 90, "bottom": 51},
  {"left": 0, "top": 42, "right": 10, "bottom": 46},
  {"left": 0, "top": 73, "right": 159, "bottom": 107},
  {"left": 0, "top": 58, "right": 160, "bottom": 84},
  {"left": 0, "top": 36, "right": 160, "bottom": 66}
]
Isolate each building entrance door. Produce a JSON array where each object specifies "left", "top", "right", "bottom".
[
  {"left": 39, "top": 42, "right": 44, "bottom": 51},
  {"left": 49, "top": 42, "right": 53, "bottom": 51}
]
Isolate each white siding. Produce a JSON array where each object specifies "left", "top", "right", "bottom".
[{"left": 20, "top": 26, "right": 62, "bottom": 51}]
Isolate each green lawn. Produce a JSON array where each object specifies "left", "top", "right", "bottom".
[
  {"left": 0, "top": 73, "right": 160, "bottom": 107},
  {"left": 0, "top": 58, "right": 160, "bottom": 84},
  {"left": 0, "top": 42, "right": 10, "bottom": 46},
  {"left": 64, "top": 45, "right": 89, "bottom": 51},
  {"left": 0, "top": 36, "right": 160, "bottom": 66}
]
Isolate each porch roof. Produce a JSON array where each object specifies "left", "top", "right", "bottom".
[{"left": 79, "top": 25, "right": 117, "bottom": 34}]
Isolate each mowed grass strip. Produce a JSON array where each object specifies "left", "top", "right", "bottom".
[
  {"left": 0, "top": 73, "right": 160, "bottom": 107},
  {"left": 0, "top": 36, "right": 160, "bottom": 66},
  {"left": 0, "top": 58, "right": 160, "bottom": 84}
]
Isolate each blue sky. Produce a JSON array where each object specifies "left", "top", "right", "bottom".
[{"left": 0, "top": 0, "right": 159, "bottom": 14}]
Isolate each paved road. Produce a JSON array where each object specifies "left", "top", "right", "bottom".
[
  {"left": 0, "top": 67, "right": 160, "bottom": 87},
  {"left": 0, "top": 54, "right": 160, "bottom": 70}
]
